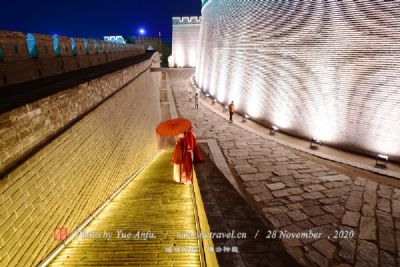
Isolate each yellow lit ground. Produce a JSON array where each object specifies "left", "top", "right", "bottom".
[{"left": 49, "top": 151, "right": 201, "bottom": 266}]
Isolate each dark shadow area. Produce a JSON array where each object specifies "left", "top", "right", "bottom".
[
  {"left": 194, "top": 145, "right": 301, "bottom": 267},
  {"left": 0, "top": 51, "right": 155, "bottom": 114}
]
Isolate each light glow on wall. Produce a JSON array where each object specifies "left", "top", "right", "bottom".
[
  {"left": 171, "top": 17, "right": 201, "bottom": 68},
  {"left": 175, "top": 46, "right": 185, "bottom": 67},
  {"left": 195, "top": 0, "right": 400, "bottom": 160}
]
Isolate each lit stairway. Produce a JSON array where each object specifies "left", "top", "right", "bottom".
[{"left": 49, "top": 151, "right": 202, "bottom": 266}]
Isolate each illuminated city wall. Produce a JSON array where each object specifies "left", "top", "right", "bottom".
[
  {"left": 196, "top": 0, "right": 400, "bottom": 160},
  {"left": 0, "top": 30, "right": 145, "bottom": 87},
  {"left": 170, "top": 17, "right": 201, "bottom": 67}
]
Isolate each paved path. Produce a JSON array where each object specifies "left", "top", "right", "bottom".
[
  {"left": 168, "top": 69, "right": 400, "bottom": 267},
  {"left": 50, "top": 151, "right": 202, "bottom": 266},
  {"left": 195, "top": 143, "right": 300, "bottom": 267}
]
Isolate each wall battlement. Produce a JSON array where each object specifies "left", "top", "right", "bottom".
[
  {"left": 136, "top": 36, "right": 161, "bottom": 42},
  {"left": 0, "top": 30, "right": 145, "bottom": 87},
  {"left": 172, "top": 16, "right": 202, "bottom": 25},
  {"left": 170, "top": 16, "right": 201, "bottom": 67},
  {"left": 202, "top": 0, "right": 211, "bottom": 8},
  {"left": 135, "top": 36, "right": 162, "bottom": 52}
]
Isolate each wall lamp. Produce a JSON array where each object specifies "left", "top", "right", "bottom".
[
  {"left": 212, "top": 98, "right": 217, "bottom": 104},
  {"left": 205, "top": 93, "right": 210, "bottom": 97},
  {"left": 310, "top": 138, "right": 321, "bottom": 149},
  {"left": 376, "top": 154, "right": 389, "bottom": 168},
  {"left": 223, "top": 105, "right": 228, "bottom": 113},
  {"left": 242, "top": 114, "right": 250, "bottom": 123},
  {"left": 270, "top": 126, "right": 279, "bottom": 135}
]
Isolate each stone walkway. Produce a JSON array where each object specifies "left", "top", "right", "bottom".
[
  {"left": 167, "top": 69, "right": 400, "bottom": 267},
  {"left": 195, "top": 143, "right": 300, "bottom": 267}
]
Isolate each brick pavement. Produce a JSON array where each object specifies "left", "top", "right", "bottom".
[
  {"left": 167, "top": 69, "right": 400, "bottom": 267},
  {"left": 50, "top": 151, "right": 202, "bottom": 266}
]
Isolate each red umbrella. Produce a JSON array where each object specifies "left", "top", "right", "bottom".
[{"left": 156, "top": 118, "right": 192, "bottom": 137}]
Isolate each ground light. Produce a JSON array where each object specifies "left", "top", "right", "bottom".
[
  {"left": 270, "top": 126, "right": 279, "bottom": 135},
  {"left": 242, "top": 114, "right": 250, "bottom": 123},
  {"left": 223, "top": 105, "right": 228, "bottom": 113},
  {"left": 310, "top": 138, "right": 321, "bottom": 149},
  {"left": 376, "top": 154, "right": 389, "bottom": 168},
  {"left": 212, "top": 98, "right": 216, "bottom": 105}
]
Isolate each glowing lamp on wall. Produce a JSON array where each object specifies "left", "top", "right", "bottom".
[
  {"left": 376, "top": 154, "right": 389, "bottom": 168},
  {"left": 310, "top": 138, "right": 322, "bottom": 150},
  {"left": 242, "top": 114, "right": 250, "bottom": 123},
  {"left": 270, "top": 126, "right": 279, "bottom": 136}
]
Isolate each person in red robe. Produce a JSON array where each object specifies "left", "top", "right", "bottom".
[
  {"left": 170, "top": 127, "right": 205, "bottom": 185},
  {"left": 170, "top": 137, "right": 184, "bottom": 183},
  {"left": 180, "top": 149, "right": 193, "bottom": 184}
]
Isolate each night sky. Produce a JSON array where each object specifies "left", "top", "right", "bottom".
[{"left": 0, "top": 0, "right": 201, "bottom": 41}]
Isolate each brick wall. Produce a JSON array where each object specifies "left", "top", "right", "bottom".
[
  {"left": 170, "top": 17, "right": 201, "bottom": 67},
  {"left": 196, "top": 1, "right": 400, "bottom": 161},
  {"left": 0, "top": 30, "right": 145, "bottom": 86},
  {"left": 0, "top": 54, "right": 161, "bottom": 266}
]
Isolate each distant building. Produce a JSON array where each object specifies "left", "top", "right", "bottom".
[
  {"left": 104, "top": 36, "right": 126, "bottom": 44},
  {"left": 135, "top": 37, "right": 162, "bottom": 51},
  {"left": 170, "top": 16, "right": 201, "bottom": 68}
]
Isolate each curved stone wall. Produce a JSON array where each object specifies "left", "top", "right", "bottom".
[{"left": 195, "top": 0, "right": 400, "bottom": 160}]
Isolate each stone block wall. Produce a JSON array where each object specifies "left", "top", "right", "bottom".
[
  {"left": 0, "top": 30, "right": 145, "bottom": 87},
  {"left": 170, "top": 17, "right": 201, "bottom": 68},
  {"left": 0, "top": 53, "right": 161, "bottom": 266},
  {"left": 196, "top": 0, "right": 400, "bottom": 161}
]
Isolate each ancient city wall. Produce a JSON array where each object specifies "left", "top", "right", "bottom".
[
  {"left": 0, "top": 30, "right": 145, "bottom": 87},
  {"left": 170, "top": 16, "right": 201, "bottom": 67},
  {"left": 0, "top": 53, "right": 161, "bottom": 266},
  {"left": 135, "top": 36, "right": 162, "bottom": 52},
  {"left": 195, "top": 0, "right": 400, "bottom": 161}
]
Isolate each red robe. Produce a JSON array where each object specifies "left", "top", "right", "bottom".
[
  {"left": 181, "top": 150, "right": 193, "bottom": 184},
  {"left": 170, "top": 138, "right": 184, "bottom": 164},
  {"left": 185, "top": 130, "right": 205, "bottom": 163}
]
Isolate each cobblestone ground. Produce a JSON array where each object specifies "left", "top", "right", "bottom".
[
  {"left": 195, "top": 143, "right": 300, "bottom": 267},
  {"left": 167, "top": 69, "right": 400, "bottom": 267}
]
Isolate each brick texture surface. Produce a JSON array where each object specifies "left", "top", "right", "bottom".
[
  {"left": 0, "top": 56, "right": 156, "bottom": 176},
  {"left": 0, "top": 57, "right": 161, "bottom": 266},
  {"left": 195, "top": 1, "right": 400, "bottom": 161}
]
